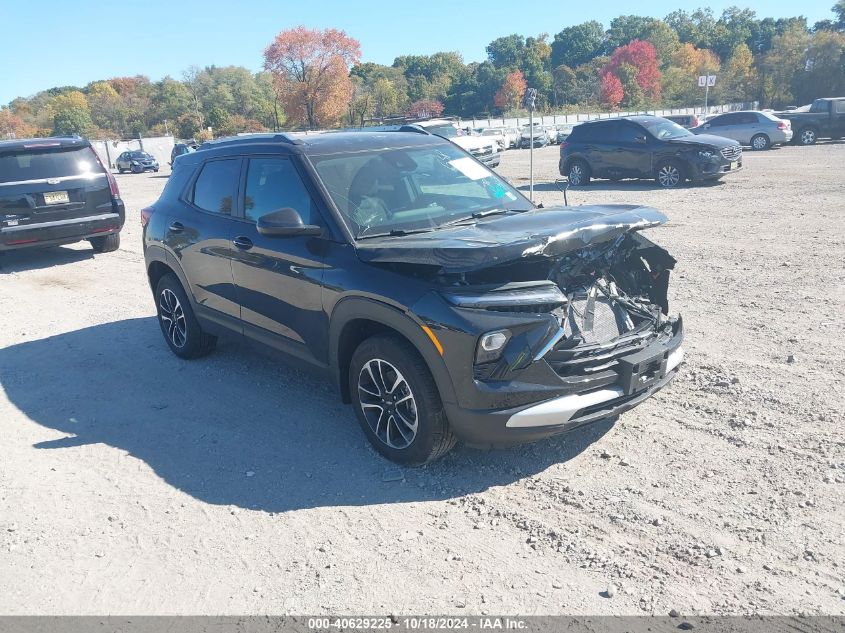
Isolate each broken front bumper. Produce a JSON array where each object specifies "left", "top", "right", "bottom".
[{"left": 443, "top": 316, "right": 684, "bottom": 446}]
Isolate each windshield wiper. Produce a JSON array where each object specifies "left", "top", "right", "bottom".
[
  {"left": 356, "top": 227, "right": 434, "bottom": 240},
  {"left": 439, "top": 207, "right": 516, "bottom": 228}
]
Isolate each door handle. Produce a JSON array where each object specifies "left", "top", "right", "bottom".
[
  {"left": 168, "top": 221, "right": 184, "bottom": 233},
  {"left": 233, "top": 236, "right": 253, "bottom": 250}
]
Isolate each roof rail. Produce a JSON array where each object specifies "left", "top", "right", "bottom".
[
  {"left": 197, "top": 132, "right": 304, "bottom": 151},
  {"left": 341, "top": 124, "right": 431, "bottom": 135}
]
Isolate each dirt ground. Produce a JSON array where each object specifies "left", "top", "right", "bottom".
[{"left": 1, "top": 141, "right": 843, "bottom": 616}]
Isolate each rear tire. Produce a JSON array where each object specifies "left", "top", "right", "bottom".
[
  {"left": 349, "top": 334, "right": 456, "bottom": 465},
  {"left": 655, "top": 160, "right": 685, "bottom": 188},
  {"left": 798, "top": 127, "right": 818, "bottom": 145},
  {"left": 566, "top": 159, "right": 591, "bottom": 186},
  {"left": 89, "top": 233, "right": 120, "bottom": 253},
  {"left": 750, "top": 133, "right": 770, "bottom": 150},
  {"left": 154, "top": 273, "right": 217, "bottom": 360}
]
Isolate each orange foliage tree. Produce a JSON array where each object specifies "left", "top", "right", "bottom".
[
  {"left": 600, "top": 72, "right": 624, "bottom": 109},
  {"left": 0, "top": 108, "right": 36, "bottom": 139},
  {"left": 493, "top": 70, "right": 528, "bottom": 112},
  {"left": 263, "top": 26, "right": 361, "bottom": 129},
  {"left": 603, "top": 39, "right": 662, "bottom": 103}
]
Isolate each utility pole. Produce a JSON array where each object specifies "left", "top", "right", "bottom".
[{"left": 523, "top": 87, "right": 537, "bottom": 203}]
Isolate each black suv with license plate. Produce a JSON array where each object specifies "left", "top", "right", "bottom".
[
  {"left": 0, "top": 136, "right": 125, "bottom": 253},
  {"left": 143, "top": 130, "right": 683, "bottom": 464}
]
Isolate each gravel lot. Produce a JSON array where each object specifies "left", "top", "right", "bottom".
[{"left": 1, "top": 141, "right": 843, "bottom": 616}]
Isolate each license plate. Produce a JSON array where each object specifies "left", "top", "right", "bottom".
[
  {"left": 730, "top": 161, "right": 738, "bottom": 170},
  {"left": 43, "top": 191, "right": 69, "bottom": 205}
]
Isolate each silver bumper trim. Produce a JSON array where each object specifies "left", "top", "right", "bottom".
[
  {"left": 506, "top": 346, "right": 684, "bottom": 428},
  {"left": 1, "top": 212, "right": 120, "bottom": 233}
]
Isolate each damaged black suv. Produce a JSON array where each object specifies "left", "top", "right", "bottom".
[{"left": 142, "top": 130, "right": 683, "bottom": 464}]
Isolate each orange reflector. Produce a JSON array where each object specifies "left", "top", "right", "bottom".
[{"left": 421, "top": 325, "right": 444, "bottom": 356}]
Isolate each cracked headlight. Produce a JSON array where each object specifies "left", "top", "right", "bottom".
[{"left": 698, "top": 150, "right": 715, "bottom": 160}]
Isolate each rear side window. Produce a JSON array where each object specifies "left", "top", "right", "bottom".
[
  {"left": 835, "top": 101, "right": 845, "bottom": 114},
  {"left": 243, "top": 157, "right": 315, "bottom": 224},
  {"left": 0, "top": 146, "right": 101, "bottom": 184},
  {"left": 191, "top": 158, "right": 241, "bottom": 215}
]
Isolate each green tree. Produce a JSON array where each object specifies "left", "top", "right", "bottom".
[
  {"left": 721, "top": 43, "right": 759, "bottom": 102},
  {"left": 550, "top": 21, "right": 606, "bottom": 68},
  {"left": 51, "top": 91, "right": 94, "bottom": 137}
]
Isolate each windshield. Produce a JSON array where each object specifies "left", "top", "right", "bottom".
[
  {"left": 640, "top": 118, "right": 692, "bottom": 140},
  {"left": 310, "top": 142, "right": 532, "bottom": 239},
  {"left": 425, "top": 124, "right": 459, "bottom": 139},
  {"left": 129, "top": 151, "right": 150, "bottom": 158}
]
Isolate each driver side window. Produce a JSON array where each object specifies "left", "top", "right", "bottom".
[{"left": 243, "top": 157, "right": 314, "bottom": 224}]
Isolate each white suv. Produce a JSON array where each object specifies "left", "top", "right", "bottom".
[{"left": 414, "top": 120, "right": 500, "bottom": 168}]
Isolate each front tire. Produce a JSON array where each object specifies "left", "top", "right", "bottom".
[
  {"left": 566, "top": 159, "right": 591, "bottom": 186},
  {"left": 154, "top": 273, "right": 217, "bottom": 360},
  {"left": 349, "top": 334, "right": 456, "bottom": 465},
  {"left": 798, "top": 127, "right": 818, "bottom": 145},
  {"left": 655, "top": 160, "right": 685, "bottom": 188},
  {"left": 89, "top": 233, "right": 120, "bottom": 253},
  {"left": 750, "top": 134, "right": 770, "bottom": 150}
]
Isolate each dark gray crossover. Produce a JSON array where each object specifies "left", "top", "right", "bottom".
[
  {"left": 1, "top": 136, "right": 124, "bottom": 252},
  {"left": 142, "top": 129, "right": 683, "bottom": 464}
]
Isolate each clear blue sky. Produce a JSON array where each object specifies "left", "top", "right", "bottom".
[{"left": 2, "top": 0, "right": 836, "bottom": 105}]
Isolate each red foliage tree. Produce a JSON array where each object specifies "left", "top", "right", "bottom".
[
  {"left": 600, "top": 72, "right": 624, "bottom": 109},
  {"left": 603, "top": 39, "right": 662, "bottom": 102},
  {"left": 406, "top": 99, "right": 444, "bottom": 119},
  {"left": 493, "top": 70, "right": 528, "bottom": 111},
  {"left": 263, "top": 26, "right": 361, "bottom": 129}
]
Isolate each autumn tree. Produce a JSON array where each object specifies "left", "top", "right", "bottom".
[
  {"left": 603, "top": 39, "right": 662, "bottom": 104},
  {"left": 406, "top": 99, "right": 444, "bottom": 119},
  {"left": 493, "top": 70, "right": 527, "bottom": 112},
  {"left": 51, "top": 91, "right": 95, "bottom": 137},
  {"left": 721, "top": 43, "right": 758, "bottom": 102},
  {"left": 600, "top": 72, "right": 624, "bottom": 109},
  {"left": 0, "top": 108, "right": 35, "bottom": 139},
  {"left": 263, "top": 26, "right": 361, "bottom": 129}
]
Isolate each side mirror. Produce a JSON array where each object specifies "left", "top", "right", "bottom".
[
  {"left": 256, "top": 207, "right": 321, "bottom": 238},
  {"left": 634, "top": 135, "right": 648, "bottom": 144}
]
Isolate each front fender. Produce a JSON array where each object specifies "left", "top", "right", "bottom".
[{"left": 328, "top": 295, "right": 458, "bottom": 407}]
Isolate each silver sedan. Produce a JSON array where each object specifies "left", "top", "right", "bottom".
[{"left": 691, "top": 111, "right": 793, "bottom": 150}]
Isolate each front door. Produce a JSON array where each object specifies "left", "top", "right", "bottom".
[
  {"left": 606, "top": 121, "right": 652, "bottom": 178},
  {"left": 168, "top": 157, "right": 242, "bottom": 322},
  {"left": 229, "top": 156, "right": 329, "bottom": 365}
]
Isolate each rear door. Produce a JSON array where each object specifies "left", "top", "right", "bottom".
[
  {"left": 579, "top": 122, "right": 616, "bottom": 177},
  {"left": 168, "top": 157, "right": 242, "bottom": 322},
  {"left": 832, "top": 100, "right": 845, "bottom": 137},
  {"left": 0, "top": 141, "right": 114, "bottom": 233}
]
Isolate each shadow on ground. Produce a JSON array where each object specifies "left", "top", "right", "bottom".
[
  {"left": 0, "top": 317, "right": 613, "bottom": 513},
  {"left": 0, "top": 245, "right": 94, "bottom": 274}
]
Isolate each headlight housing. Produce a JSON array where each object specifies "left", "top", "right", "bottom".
[
  {"left": 697, "top": 150, "right": 715, "bottom": 160},
  {"left": 476, "top": 329, "right": 511, "bottom": 364}
]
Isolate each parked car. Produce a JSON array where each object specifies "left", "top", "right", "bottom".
[
  {"left": 775, "top": 97, "right": 845, "bottom": 145},
  {"left": 0, "top": 136, "right": 124, "bottom": 253},
  {"left": 143, "top": 130, "right": 683, "bottom": 464},
  {"left": 560, "top": 115, "right": 742, "bottom": 188},
  {"left": 479, "top": 127, "right": 507, "bottom": 151},
  {"left": 170, "top": 143, "right": 195, "bottom": 166},
  {"left": 691, "top": 110, "right": 792, "bottom": 150},
  {"left": 543, "top": 126, "right": 560, "bottom": 144},
  {"left": 504, "top": 127, "right": 520, "bottom": 148},
  {"left": 414, "top": 119, "right": 500, "bottom": 168},
  {"left": 554, "top": 124, "right": 576, "bottom": 143},
  {"left": 663, "top": 114, "right": 702, "bottom": 129},
  {"left": 519, "top": 123, "right": 549, "bottom": 148},
  {"left": 115, "top": 150, "right": 159, "bottom": 173}
]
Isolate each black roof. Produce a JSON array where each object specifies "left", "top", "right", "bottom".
[
  {"left": 192, "top": 129, "right": 449, "bottom": 162},
  {"left": 0, "top": 135, "right": 90, "bottom": 152}
]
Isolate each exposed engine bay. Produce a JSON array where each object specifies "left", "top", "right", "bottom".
[{"left": 441, "top": 232, "right": 677, "bottom": 353}]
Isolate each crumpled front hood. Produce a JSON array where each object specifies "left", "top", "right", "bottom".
[{"left": 355, "top": 204, "right": 667, "bottom": 273}]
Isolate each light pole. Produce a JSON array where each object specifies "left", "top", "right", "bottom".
[{"left": 523, "top": 87, "right": 537, "bottom": 203}]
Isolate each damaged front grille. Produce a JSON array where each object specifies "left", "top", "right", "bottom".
[{"left": 720, "top": 146, "right": 742, "bottom": 161}]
